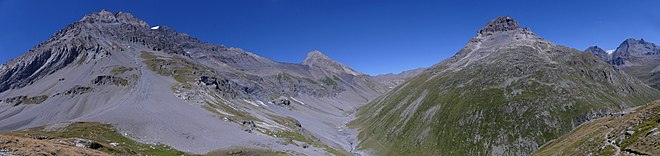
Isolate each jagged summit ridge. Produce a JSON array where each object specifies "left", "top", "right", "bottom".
[
  {"left": 478, "top": 16, "right": 521, "bottom": 35},
  {"left": 80, "top": 9, "right": 148, "bottom": 27},
  {"left": 614, "top": 38, "right": 659, "bottom": 57}
]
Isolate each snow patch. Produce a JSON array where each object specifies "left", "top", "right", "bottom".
[
  {"left": 290, "top": 97, "right": 305, "bottom": 105},
  {"left": 255, "top": 100, "right": 268, "bottom": 107},
  {"left": 255, "top": 121, "right": 286, "bottom": 131},
  {"left": 243, "top": 99, "right": 261, "bottom": 107},
  {"left": 606, "top": 49, "right": 615, "bottom": 54},
  {"left": 150, "top": 26, "right": 160, "bottom": 30}
]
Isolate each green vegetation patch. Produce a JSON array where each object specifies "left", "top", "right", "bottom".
[
  {"left": 110, "top": 66, "right": 133, "bottom": 75},
  {"left": 1, "top": 95, "right": 49, "bottom": 106},
  {"left": 141, "top": 51, "right": 202, "bottom": 84},
  {"left": 206, "top": 147, "right": 288, "bottom": 156},
  {"left": 320, "top": 76, "right": 337, "bottom": 86},
  {"left": 0, "top": 122, "right": 191, "bottom": 156},
  {"left": 618, "top": 106, "right": 660, "bottom": 148}
]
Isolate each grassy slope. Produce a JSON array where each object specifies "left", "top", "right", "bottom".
[
  {"left": 351, "top": 46, "right": 660, "bottom": 155},
  {"left": 0, "top": 122, "right": 190, "bottom": 156},
  {"left": 533, "top": 100, "right": 660, "bottom": 156},
  {"left": 0, "top": 134, "right": 111, "bottom": 156}
]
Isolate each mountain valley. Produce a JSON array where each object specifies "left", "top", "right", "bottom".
[{"left": 0, "top": 10, "right": 658, "bottom": 156}]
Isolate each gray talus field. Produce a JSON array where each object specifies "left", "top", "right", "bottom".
[{"left": 0, "top": 10, "right": 386, "bottom": 155}]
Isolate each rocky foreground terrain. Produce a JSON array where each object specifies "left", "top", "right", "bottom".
[
  {"left": 534, "top": 100, "right": 660, "bottom": 156},
  {"left": 351, "top": 16, "right": 660, "bottom": 155}
]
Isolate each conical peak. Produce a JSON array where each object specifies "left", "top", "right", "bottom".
[
  {"left": 302, "top": 50, "right": 331, "bottom": 65},
  {"left": 80, "top": 9, "right": 148, "bottom": 27},
  {"left": 585, "top": 46, "right": 606, "bottom": 53},
  {"left": 301, "top": 50, "right": 362, "bottom": 76},
  {"left": 306, "top": 50, "right": 329, "bottom": 59},
  {"left": 478, "top": 16, "right": 521, "bottom": 35}
]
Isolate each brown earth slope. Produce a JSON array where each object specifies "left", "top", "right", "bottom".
[
  {"left": 534, "top": 100, "right": 660, "bottom": 156},
  {"left": 0, "top": 134, "right": 110, "bottom": 156}
]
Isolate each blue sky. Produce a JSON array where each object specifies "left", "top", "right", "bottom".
[{"left": 0, "top": 0, "right": 659, "bottom": 75}]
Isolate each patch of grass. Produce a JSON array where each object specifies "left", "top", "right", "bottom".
[
  {"left": 1, "top": 95, "right": 49, "bottom": 106},
  {"left": 206, "top": 147, "right": 288, "bottom": 156},
  {"left": 600, "top": 145, "right": 616, "bottom": 156},
  {"left": 320, "top": 77, "right": 337, "bottom": 86},
  {"left": 302, "top": 77, "right": 318, "bottom": 84},
  {"left": 205, "top": 98, "right": 262, "bottom": 123},
  {"left": 534, "top": 100, "right": 660, "bottom": 156},
  {"left": 1, "top": 122, "right": 191, "bottom": 156},
  {"left": 110, "top": 66, "right": 132, "bottom": 75},
  {"left": 618, "top": 106, "right": 660, "bottom": 148},
  {"left": 141, "top": 51, "right": 201, "bottom": 84},
  {"left": 0, "top": 135, "right": 110, "bottom": 155},
  {"left": 272, "top": 130, "right": 350, "bottom": 156},
  {"left": 23, "top": 95, "right": 48, "bottom": 104}
]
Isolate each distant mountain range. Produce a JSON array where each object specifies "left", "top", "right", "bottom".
[
  {"left": 373, "top": 68, "right": 427, "bottom": 89},
  {"left": 585, "top": 38, "right": 660, "bottom": 90}
]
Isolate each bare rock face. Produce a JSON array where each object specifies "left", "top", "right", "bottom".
[
  {"left": 478, "top": 16, "right": 521, "bottom": 35},
  {"left": 611, "top": 38, "right": 660, "bottom": 65},
  {"left": 79, "top": 9, "right": 148, "bottom": 28}
]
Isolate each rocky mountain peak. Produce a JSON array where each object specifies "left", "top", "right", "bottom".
[
  {"left": 585, "top": 46, "right": 605, "bottom": 53},
  {"left": 585, "top": 46, "right": 608, "bottom": 55},
  {"left": 478, "top": 16, "right": 521, "bottom": 35},
  {"left": 302, "top": 50, "right": 361, "bottom": 76},
  {"left": 584, "top": 46, "right": 610, "bottom": 61},
  {"left": 615, "top": 38, "right": 659, "bottom": 56},
  {"left": 80, "top": 9, "right": 148, "bottom": 27},
  {"left": 303, "top": 50, "right": 331, "bottom": 64},
  {"left": 449, "top": 16, "right": 546, "bottom": 71}
]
